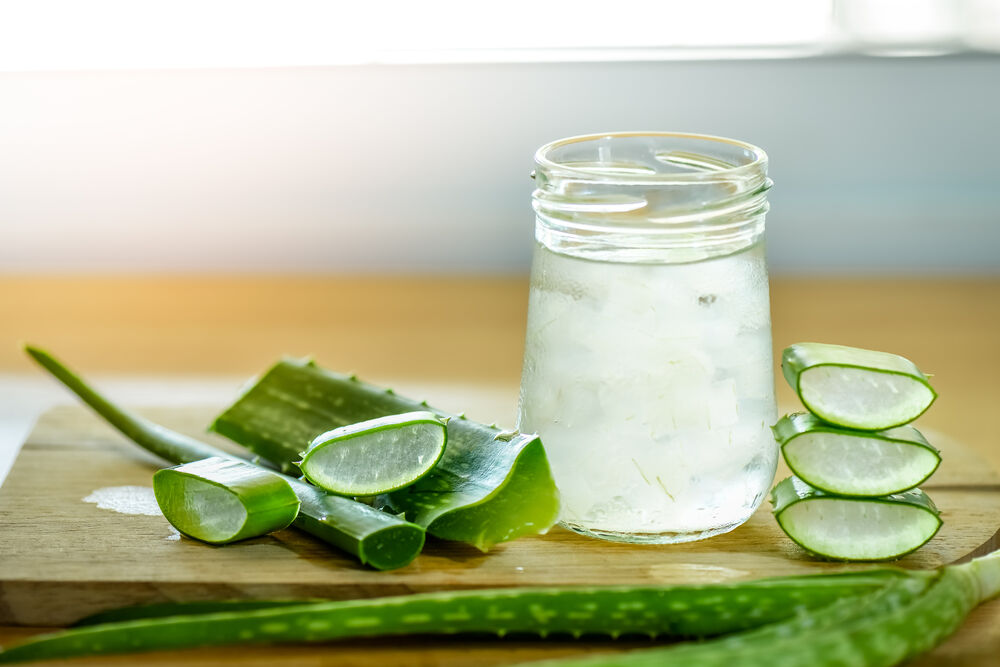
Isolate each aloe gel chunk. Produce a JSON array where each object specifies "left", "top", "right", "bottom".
[
  {"left": 153, "top": 457, "right": 300, "bottom": 544},
  {"left": 773, "top": 413, "right": 941, "bottom": 496},
  {"left": 771, "top": 476, "right": 942, "bottom": 561},
  {"left": 299, "top": 411, "right": 447, "bottom": 496},
  {"left": 781, "top": 343, "right": 936, "bottom": 430}
]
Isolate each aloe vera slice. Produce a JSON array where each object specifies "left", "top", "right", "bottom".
[
  {"left": 771, "top": 476, "right": 942, "bottom": 561},
  {"left": 773, "top": 413, "right": 941, "bottom": 496},
  {"left": 0, "top": 572, "right": 903, "bottom": 663},
  {"left": 210, "top": 358, "right": 560, "bottom": 551},
  {"left": 781, "top": 343, "right": 936, "bottom": 430},
  {"left": 299, "top": 412, "right": 447, "bottom": 496},
  {"left": 153, "top": 457, "right": 300, "bottom": 544},
  {"left": 24, "top": 346, "right": 425, "bottom": 570}
]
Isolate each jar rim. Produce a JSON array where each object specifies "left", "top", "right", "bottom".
[{"left": 534, "top": 131, "right": 768, "bottom": 183}]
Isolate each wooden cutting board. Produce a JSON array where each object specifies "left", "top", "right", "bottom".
[{"left": 1, "top": 402, "right": 998, "bottom": 627}]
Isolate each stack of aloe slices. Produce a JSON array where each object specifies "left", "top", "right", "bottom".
[
  {"left": 25, "top": 347, "right": 560, "bottom": 570},
  {"left": 772, "top": 342, "right": 942, "bottom": 561}
]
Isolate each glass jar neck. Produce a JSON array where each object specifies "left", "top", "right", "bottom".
[{"left": 532, "top": 132, "right": 771, "bottom": 263}]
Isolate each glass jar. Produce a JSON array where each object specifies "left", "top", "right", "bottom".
[{"left": 517, "top": 132, "right": 777, "bottom": 544}]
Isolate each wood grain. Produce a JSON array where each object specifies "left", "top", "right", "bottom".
[
  {"left": 1, "top": 275, "right": 999, "bottom": 665},
  {"left": 0, "top": 404, "right": 998, "bottom": 625}
]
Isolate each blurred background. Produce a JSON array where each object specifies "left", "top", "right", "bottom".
[
  {"left": 2, "top": 0, "right": 1000, "bottom": 484},
  {"left": 2, "top": 0, "right": 999, "bottom": 274}
]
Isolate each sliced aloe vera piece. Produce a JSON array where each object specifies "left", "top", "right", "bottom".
[
  {"left": 299, "top": 412, "right": 447, "bottom": 496},
  {"left": 153, "top": 457, "right": 300, "bottom": 544},
  {"left": 781, "top": 343, "right": 936, "bottom": 430},
  {"left": 773, "top": 413, "right": 941, "bottom": 496},
  {"left": 771, "top": 476, "right": 941, "bottom": 561},
  {"left": 211, "top": 358, "right": 560, "bottom": 551},
  {"left": 25, "top": 346, "right": 425, "bottom": 570}
]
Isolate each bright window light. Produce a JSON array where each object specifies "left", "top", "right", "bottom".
[
  {"left": 1, "top": 0, "right": 998, "bottom": 71},
  {"left": 0, "top": 0, "right": 834, "bottom": 71}
]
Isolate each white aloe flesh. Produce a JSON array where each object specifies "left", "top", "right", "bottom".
[
  {"left": 782, "top": 343, "right": 936, "bottom": 430},
  {"left": 774, "top": 413, "right": 940, "bottom": 496},
  {"left": 299, "top": 411, "right": 447, "bottom": 496},
  {"left": 153, "top": 457, "right": 300, "bottom": 545},
  {"left": 772, "top": 476, "right": 941, "bottom": 561}
]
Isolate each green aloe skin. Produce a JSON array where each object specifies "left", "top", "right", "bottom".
[
  {"left": 24, "top": 346, "right": 425, "bottom": 571},
  {"left": 210, "top": 358, "right": 561, "bottom": 551},
  {"left": 0, "top": 570, "right": 907, "bottom": 663},
  {"left": 2, "top": 554, "right": 1000, "bottom": 665},
  {"left": 153, "top": 457, "right": 301, "bottom": 545},
  {"left": 771, "top": 476, "right": 943, "bottom": 561},
  {"left": 772, "top": 412, "right": 940, "bottom": 497}
]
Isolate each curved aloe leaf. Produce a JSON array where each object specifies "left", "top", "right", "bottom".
[{"left": 210, "top": 358, "right": 560, "bottom": 551}]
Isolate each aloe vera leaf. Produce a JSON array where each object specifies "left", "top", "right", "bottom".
[
  {"left": 210, "top": 358, "right": 560, "bottom": 551},
  {"left": 532, "top": 551, "right": 1000, "bottom": 667},
  {"left": 773, "top": 412, "right": 941, "bottom": 496},
  {"left": 24, "top": 346, "right": 425, "bottom": 570},
  {"left": 524, "top": 571, "right": 938, "bottom": 667},
  {"left": 771, "top": 476, "right": 942, "bottom": 561},
  {"left": 153, "top": 457, "right": 300, "bottom": 544},
  {"left": 781, "top": 343, "right": 936, "bottom": 430},
  {"left": 73, "top": 600, "right": 320, "bottom": 627},
  {"left": 0, "top": 573, "right": 903, "bottom": 664},
  {"left": 299, "top": 411, "right": 447, "bottom": 496}
]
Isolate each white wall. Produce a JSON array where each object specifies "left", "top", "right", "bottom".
[{"left": 2, "top": 57, "right": 999, "bottom": 274}]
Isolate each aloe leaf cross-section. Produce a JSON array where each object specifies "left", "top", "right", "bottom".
[
  {"left": 781, "top": 342, "right": 937, "bottom": 430},
  {"left": 153, "top": 457, "right": 300, "bottom": 544},
  {"left": 772, "top": 412, "right": 941, "bottom": 497},
  {"left": 299, "top": 411, "right": 448, "bottom": 496},
  {"left": 210, "top": 358, "right": 560, "bottom": 551},
  {"left": 771, "top": 476, "right": 942, "bottom": 561}
]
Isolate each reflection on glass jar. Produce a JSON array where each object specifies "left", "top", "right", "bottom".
[{"left": 517, "top": 132, "right": 778, "bottom": 544}]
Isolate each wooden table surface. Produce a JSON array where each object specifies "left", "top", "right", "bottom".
[{"left": 1, "top": 275, "right": 999, "bottom": 666}]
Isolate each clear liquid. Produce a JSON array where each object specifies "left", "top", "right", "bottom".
[{"left": 517, "top": 241, "right": 778, "bottom": 543}]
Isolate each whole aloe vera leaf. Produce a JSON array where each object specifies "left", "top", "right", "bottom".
[
  {"left": 530, "top": 550, "right": 1000, "bottom": 667},
  {"left": 0, "top": 572, "right": 903, "bottom": 664},
  {"left": 24, "top": 346, "right": 425, "bottom": 571},
  {"left": 209, "top": 358, "right": 560, "bottom": 551}
]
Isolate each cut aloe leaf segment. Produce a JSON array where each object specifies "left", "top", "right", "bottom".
[
  {"left": 24, "top": 346, "right": 426, "bottom": 571},
  {"left": 299, "top": 411, "right": 447, "bottom": 496},
  {"left": 210, "top": 358, "right": 560, "bottom": 551},
  {"left": 781, "top": 342, "right": 936, "bottom": 430},
  {"left": 771, "top": 476, "right": 942, "bottom": 561},
  {"left": 153, "top": 457, "right": 300, "bottom": 544},
  {"left": 773, "top": 413, "right": 941, "bottom": 497}
]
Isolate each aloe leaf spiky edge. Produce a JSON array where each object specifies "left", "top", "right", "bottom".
[
  {"left": 527, "top": 551, "right": 1000, "bottom": 667},
  {"left": 0, "top": 572, "right": 903, "bottom": 664},
  {"left": 22, "top": 345, "right": 425, "bottom": 571}
]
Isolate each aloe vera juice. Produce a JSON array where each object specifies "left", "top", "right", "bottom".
[{"left": 518, "top": 241, "right": 778, "bottom": 543}]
